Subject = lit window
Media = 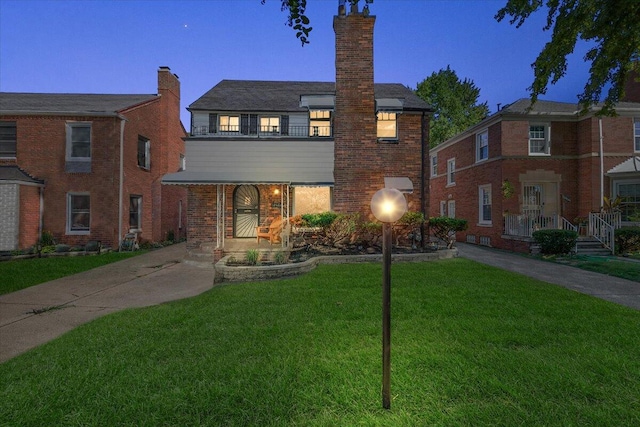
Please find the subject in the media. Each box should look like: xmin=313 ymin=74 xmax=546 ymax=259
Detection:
xmin=309 ymin=110 xmax=332 ymax=137
xmin=431 ymin=155 xmax=437 ymax=177
xmin=130 ymin=195 xmax=142 ymax=230
xmin=377 ymin=112 xmax=397 ymax=140
xmin=476 ymin=130 xmax=488 ymax=162
xmin=634 ymin=118 xmax=640 ymax=152
xmin=260 ymin=116 xmax=280 ymax=135
xmin=67 ymin=193 xmax=90 ymax=234
xmin=0 ymin=121 xmax=17 ymax=158
xmin=447 ymin=158 xmax=455 ymax=185
xmin=137 ymin=136 xmax=150 ymax=169
xmin=219 ymin=115 xmax=239 ymax=132
xmin=66 ymin=122 xmax=91 ymax=160
xmin=529 ymin=124 xmax=550 ymax=155
xmin=479 ymin=185 xmax=492 ymax=224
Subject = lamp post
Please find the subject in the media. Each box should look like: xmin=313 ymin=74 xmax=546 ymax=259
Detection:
xmin=370 ymin=188 xmax=407 ymax=410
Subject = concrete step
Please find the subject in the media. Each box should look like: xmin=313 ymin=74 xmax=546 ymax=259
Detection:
xmin=576 ymin=238 xmax=612 ymax=256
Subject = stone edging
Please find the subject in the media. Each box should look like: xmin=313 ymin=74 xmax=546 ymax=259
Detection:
xmin=213 ymin=249 xmax=459 ymax=283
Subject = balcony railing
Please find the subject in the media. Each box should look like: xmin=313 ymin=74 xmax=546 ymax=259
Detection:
xmin=191 ymin=125 xmax=332 ymax=138
xmin=503 ymin=213 xmax=559 ymax=237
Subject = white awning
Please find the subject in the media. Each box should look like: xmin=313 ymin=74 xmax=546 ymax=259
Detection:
xmin=606 ymin=156 xmax=640 ymax=176
xmin=384 ymin=176 xmax=413 ymax=193
xmin=299 ymin=95 xmax=335 ymax=109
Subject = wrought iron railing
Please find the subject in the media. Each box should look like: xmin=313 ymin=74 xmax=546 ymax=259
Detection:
xmin=191 ymin=125 xmax=332 ymax=138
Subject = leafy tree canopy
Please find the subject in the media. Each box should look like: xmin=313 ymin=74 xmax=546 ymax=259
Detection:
xmin=496 ymin=0 xmax=640 ymax=114
xmin=415 ymin=67 xmax=490 ymax=147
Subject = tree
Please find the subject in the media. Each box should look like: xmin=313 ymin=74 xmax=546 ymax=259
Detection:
xmin=496 ymin=0 xmax=640 ymax=114
xmin=415 ymin=66 xmax=490 ymax=147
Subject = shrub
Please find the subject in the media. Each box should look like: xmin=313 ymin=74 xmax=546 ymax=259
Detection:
xmin=245 ymin=249 xmax=259 ymax=266
xmin=301 ymin=212 xmax=338 ymax=229
xmin=615 ymin=227 xmax=640 ymax=254
xmin=395 ymin=211 xmax=425 ymax=247
xmin=39 ymin=231 xmax=56 ymax=246
xmin=532 ymin=229 xmax=578 ymax=255
xmin=325 ymin=213 xmax=359 ymax=246
xmin=166 ymin=229 xmax=175 ymax=243
xmin=274 ymin=251 xmax=288 ymax=264
xmin=428 ymin=216 xmax=468 ymax=249
xmin=357 ymin=221 xmax=382 ymax=247
xmin=55 ymin=244 xmax=71 ymax=253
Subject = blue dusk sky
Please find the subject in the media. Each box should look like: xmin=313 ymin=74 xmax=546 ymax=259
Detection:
xmin=0 ymin=0 xmax=593 ymax=126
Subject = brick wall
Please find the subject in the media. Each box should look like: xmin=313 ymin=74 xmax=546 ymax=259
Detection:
xmin=187 ymin=185 xmax=217 ymax=250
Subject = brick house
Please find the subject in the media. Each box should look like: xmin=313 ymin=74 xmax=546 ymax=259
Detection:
xmin=162 ymin=6 xmax=432 ymax=260
xmin=0 ymin=67 xmax=187 ymax=251
xmin=429 ymin=74 xmax=640 ymax=253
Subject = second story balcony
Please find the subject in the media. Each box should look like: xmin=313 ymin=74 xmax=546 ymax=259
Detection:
xmin=191 ymin=124 xmax=333 ymax=138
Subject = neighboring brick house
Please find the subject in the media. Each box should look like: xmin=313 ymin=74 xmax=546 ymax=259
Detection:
xmin=429 ymin=75 xmax=640 ymax=253
xmin=0 ymin=67 xmax=187 ymax=251
xmin=163 ymin=7 xmax=432 ymax=260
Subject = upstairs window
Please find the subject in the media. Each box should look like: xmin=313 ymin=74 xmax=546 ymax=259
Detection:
xmin=529 ymin=123 xmax=550 ymax=155
xmin=137 ymin=136 xmax=150 ymax=170
xmin=447 ymin=158 xmax=456 ymax=185
xmin=476 ymin=130 xmax=488 ymax=162
xmin=479 ymin=184 xmax=492 ymax=224
xmin=66 ymin=122 xmax=91 ymax=161
xmin=0 ymin=121 xmax=17 ymax=158
xmin=179 ymin=154 xmax=186 ymax=171
xmin=260 ymin=116 xmax=280 ymax=135
xmin=219 ymin=115 xmax=239 ymax=133
xmin=67 ymin=193 xmax=90 ymax=234
xmin=309 ymin=110 xmax=332 ymax=137
xmin=634 ymin=118 xmax=640 ymax=152
xmin=430 ymin=154 xmax=437 ymax=177
xmin=377 ymin=112 xmax=397 ymax=140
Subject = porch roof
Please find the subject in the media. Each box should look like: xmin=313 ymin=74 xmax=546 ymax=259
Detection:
xmin=606 ymin=156 xmax=640 ymax=176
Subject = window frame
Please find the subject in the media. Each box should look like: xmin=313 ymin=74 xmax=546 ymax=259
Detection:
xmin=309 ymin=110 xmax=332 ymax=137
xmin=65 ymin=122 xmax=92 ymax=161
xmin=67 ymin=192 xmax=90 ymax=235
xmin=260 ymin=116 xmax=281 ymax=135
xmin=219 ymin=115 xmax=240 ymax=133
xmin=0 ymin=121 xmax=17 ymax=158
xmin=447 ymin=200 xmax=456 ymax=218
xmin=430 ymin=154 xmax=438 ymax=177
xmin=476 ymin=129 xmax=489 ymax=162
xmin=129 ymin=195 xmax=142 ymax=231
xmin=634 ymin=118 xmax=640 ymax=152
xmin=478 ymin=184 xmax=492 ymax=225
xmin=614 ymin=179 xmax=640 ymax=222
xmin=137 ymin=136 xmax=150 ymax=170
xmin=446 ymin=158 xmax=456 ymax=186
xmin=528 ymin=123 xmax=551 ymax=156
xmin=376 ymin=111 xmax=398 ymax=141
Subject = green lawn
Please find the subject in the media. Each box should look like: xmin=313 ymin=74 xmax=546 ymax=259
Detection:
xmin=546 ymin=254 xmax=640 ymax=282
xmin=0 ymin=251 xmax=144 ymax=295
xmin=1 ymin=259 xmax=639 ymax=426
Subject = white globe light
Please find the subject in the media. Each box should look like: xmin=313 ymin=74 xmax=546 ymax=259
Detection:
xmin=370 ymin=188 xmax=408 ymax=223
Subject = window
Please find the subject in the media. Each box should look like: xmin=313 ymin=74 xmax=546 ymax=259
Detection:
xmin=66 ymin=122 xmax=91 ymax=160
xmin=309 ymin=110 xmax=332 ymax=137
xmin=377 ymin=112 xmax=397 ymax=140
xmin=0 ymin=121 xmax=17 ymax=158
xmin=447 ymin=158 xmax=456 ymax=185
xmin=260 ymin=116 xmax=280 ymax=135
xmin=615 ymin=181 xmax=640 ymax=221
xmin=479 ymin=185 xmax=492 ymax=224
xmin=439 ymin=201 xmax=446 ymax=216
xmin=447 ymin=200 xmax=456 ymax=218
xmin=129 ymin=196 xmax=142 ymax=230
xmin=431 ymin=155 xmax=437 ymax=177
xmin=137 ymin=136 xmax=150 ymax=169
xmin=634 ymin=118 xmax=640 ymax=152
xmin=476 ymin=130 xmax=488 ymax=162
xmin=219 ymin=115 xmax=239 ymax=133
xmin=67 ymin=193 xmax=90 ymax=234
xmin=529 ymin=123 xmax=550 ymax=155
xmin=179 ymin=154 xmax=186 ymax=171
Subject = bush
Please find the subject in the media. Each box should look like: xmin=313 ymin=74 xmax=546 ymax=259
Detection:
xmin=615 ymin=227 xmax=640 ymax=254
xmin=300 ymin=212 xmax=339 ymax=229
xmin=325 ymin=213 xmax=359 ymax=246
xmin=39 ymin=231 xmax=56 ymax=246
xmin=532 ymin=229 xmax=578 ymax=255
xmin=245 ymin=249 xmax=259 ymax=266
xmin=394 ymin=211 xmax=425 ymax=247
xmin=55 ymin=244 xmax=71 ymax=253
xmin=166 ymin=229 xmax=175 ymax=243
xmin=428 ymin=217 xmax=468 ymax=249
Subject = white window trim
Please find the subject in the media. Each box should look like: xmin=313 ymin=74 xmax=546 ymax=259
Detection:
xmin=476 ymin=129 xmax=489 ymax=163
xmin=528 ymin=123 xmax=551 ymax=156
xmin=431 ymin=155 xmax=438 ymax=177
xmin=478 ymin=184 xmax=492 ymax=225
xmin=65 ymin=122 xmax=92 ymax=162
xmin=634 ymin=118 xmax=640 ymax=153
xmin=67 ymin=192 xmax=90 ymax=235
xmin=613 ymin=178 xmax=640 ymax=223
xmin=439 ymin=200 xmax=446 ymax=216
xmin=138 ymin=137 xmax=151 ymax=170
xmin=446 ymin=158 xmax=456 ymax=186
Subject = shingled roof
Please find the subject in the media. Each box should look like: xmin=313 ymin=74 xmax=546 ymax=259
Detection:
xmin=0 ymin=93 xmax=159 ymax=116
xmin=188 ymin=80 xmax=431 ymax=112
xmin=0 ymin=166 xmax=44 ymax=185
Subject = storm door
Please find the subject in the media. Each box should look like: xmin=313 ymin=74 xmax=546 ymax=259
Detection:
xmin=523 ymin=184 xmax=543 ymax=217
xmin=233 ymin=185 xmax=259 ymax=237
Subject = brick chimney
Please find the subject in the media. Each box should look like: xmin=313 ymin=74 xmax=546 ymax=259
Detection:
xmin=333 ymin=5 xmax=377 ymax=214
xmin=621 ymin=65 xmax=640 ymax=102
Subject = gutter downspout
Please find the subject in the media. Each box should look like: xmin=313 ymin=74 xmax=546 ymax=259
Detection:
xmin=118 ymin=117 xmax=126 ymax=248
xmin=599 ymin=118 xmax=604 ymax=208
xmin=420 ymin=111 xmax=427 ymax=248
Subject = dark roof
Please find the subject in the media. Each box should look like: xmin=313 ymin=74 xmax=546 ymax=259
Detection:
xmin=0 ymin=93 xmax=159 ymax=115
xmin=189 ymin=80 xmax=431 ymax=112
xmin=0 ymin=166 xmax=44 ymax=185
xmin=500 ymin=98 xmax=581 ymax=115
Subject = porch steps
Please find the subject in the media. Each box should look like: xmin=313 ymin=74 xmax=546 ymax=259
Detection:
xmin=575 ymin=237 xmax=612 ymax=256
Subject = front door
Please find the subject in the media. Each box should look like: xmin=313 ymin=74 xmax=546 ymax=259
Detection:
xmin=233 ymin=185 xmax=259 ymax=237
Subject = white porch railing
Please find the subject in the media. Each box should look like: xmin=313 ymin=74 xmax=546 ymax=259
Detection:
xmin=503 ymin=213 xmax=559 ymax=237
xmin=588 ymin=212 xmax=621 ymax=254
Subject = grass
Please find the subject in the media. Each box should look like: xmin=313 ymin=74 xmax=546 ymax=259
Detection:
xmin=1 ymin=259 xmax=639 ymax=426
xmin=547 ymin=254 xmax=640 ymax=282
xmin=0 ymin=251 xmax=144 ymax=295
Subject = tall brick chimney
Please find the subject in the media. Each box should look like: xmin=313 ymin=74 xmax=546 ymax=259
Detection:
xmin=333 ymin=4 xmax=377 ymax=215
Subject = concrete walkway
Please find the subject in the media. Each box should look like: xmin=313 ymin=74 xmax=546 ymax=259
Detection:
xmin=0 ymin=243 xmax=215 ymax=363
xmin=457 ymin=243 xmax=640 ymax=311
